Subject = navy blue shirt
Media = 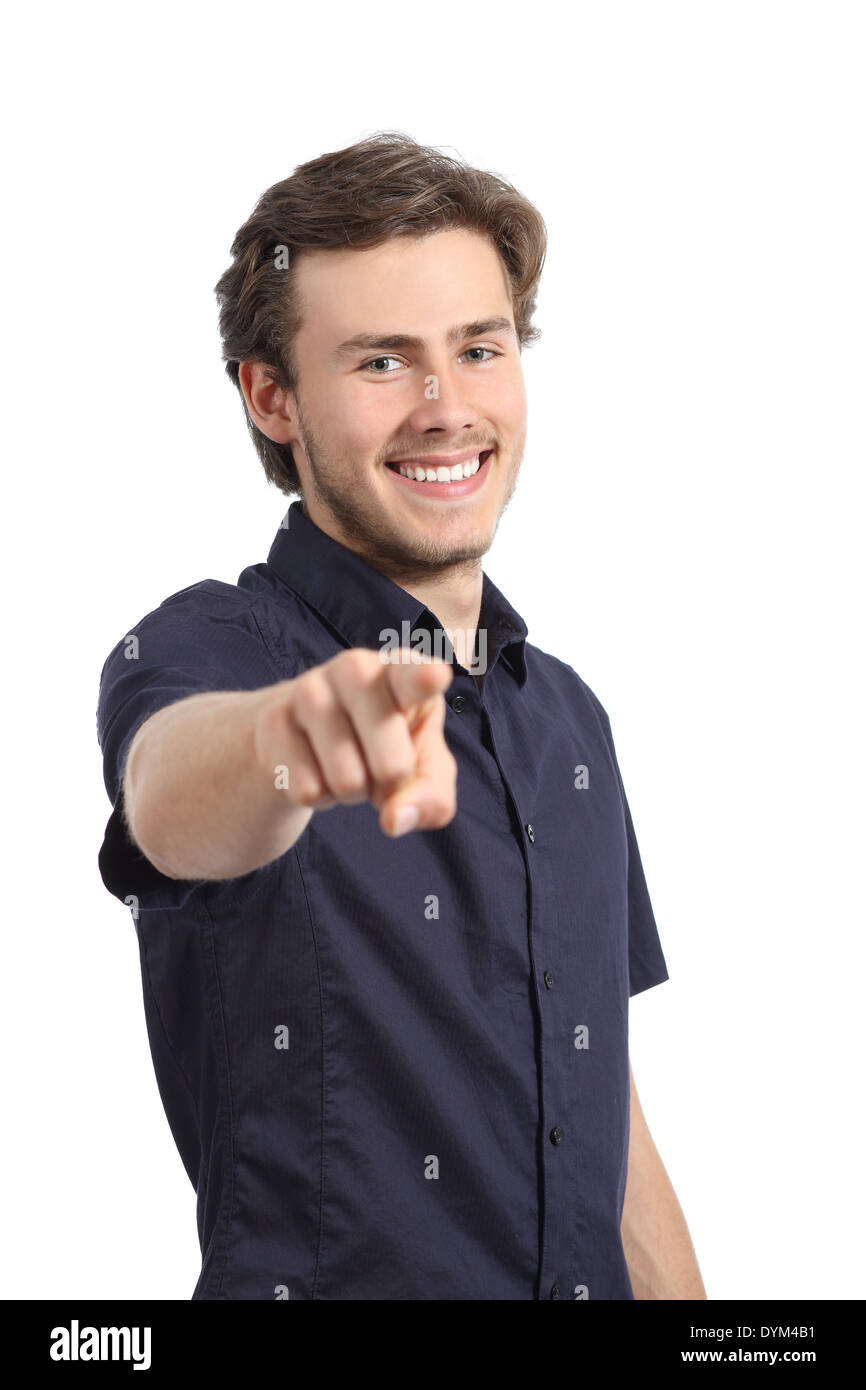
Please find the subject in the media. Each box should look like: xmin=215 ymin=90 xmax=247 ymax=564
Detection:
xmin=96 ymin=499 xmax=669 ymax=1301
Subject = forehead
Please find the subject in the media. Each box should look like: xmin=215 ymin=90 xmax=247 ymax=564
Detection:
xmin=292 ymin=228 xmax=513 ymax=340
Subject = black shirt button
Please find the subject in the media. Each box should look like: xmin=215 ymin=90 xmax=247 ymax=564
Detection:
xmin=550 ymin=1282 xmax=561 ymax=1300
xmin=526 ymin=823 xmax=535 ymax=842
xmin=550 ymin=1126 xmax=564 ymax=1145
xmin=451 ymin=695 xmax=467 ymax=713
xmin=543 ymin=970 xmax=554 ymax=989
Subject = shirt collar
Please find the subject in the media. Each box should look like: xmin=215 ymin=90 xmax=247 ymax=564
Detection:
xmin=266 ymin=500 xmax=528 ymax=687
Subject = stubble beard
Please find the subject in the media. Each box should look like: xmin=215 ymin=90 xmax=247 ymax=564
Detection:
xmin=295 ymin=405 xmax=521 ymax=583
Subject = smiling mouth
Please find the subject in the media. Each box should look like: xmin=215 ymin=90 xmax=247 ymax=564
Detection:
xmin=385 ymin=449 xmax=493 ymax=484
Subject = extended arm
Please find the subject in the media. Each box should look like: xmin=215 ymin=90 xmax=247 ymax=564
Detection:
xmin=121 ymin=650 xmax=456 ymax=881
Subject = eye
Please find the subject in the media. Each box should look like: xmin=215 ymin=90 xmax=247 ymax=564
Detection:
xmin=462 ymin=347 xmax=500 ymax=363
xmin=359 ymin=346 xmax=502 ymax=374
xmin=360 ymin=355 xmax=405 ymax=374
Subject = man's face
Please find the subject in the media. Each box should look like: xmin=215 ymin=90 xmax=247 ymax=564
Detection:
xmin=282 ymin=227 xmax=527 ymax=574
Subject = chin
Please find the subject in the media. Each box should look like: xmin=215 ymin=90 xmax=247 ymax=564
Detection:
xmin=394 ymin=522 xmax=486 ymax=561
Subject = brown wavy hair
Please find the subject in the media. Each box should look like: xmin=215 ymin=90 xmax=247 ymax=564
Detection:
xmin=214 ymin=130 xmax=548 ymax=496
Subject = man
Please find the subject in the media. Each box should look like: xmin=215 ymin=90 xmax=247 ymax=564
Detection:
xmin=97 ymin=132 xmax=706 ymax=1301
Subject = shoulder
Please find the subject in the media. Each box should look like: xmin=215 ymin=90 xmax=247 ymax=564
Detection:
xmin=98 ymin=567 xmax=309 ymax=674
xmin=99 ymin=581 xmax=240 ymax=672
xmin=523 ymin=638 xmax=612 ymax=734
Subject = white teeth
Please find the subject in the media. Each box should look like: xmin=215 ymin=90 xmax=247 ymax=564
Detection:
xmin=396 ymin=455 xmax=482 ymax=482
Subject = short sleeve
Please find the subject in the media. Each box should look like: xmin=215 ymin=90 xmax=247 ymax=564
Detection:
xmin=619 ymin=774 xmax=670 ymax=996
xmin=583 ymin=685 xmax=670 ymax=997
xmin=96 ymin=583 xmax=281 ymax=908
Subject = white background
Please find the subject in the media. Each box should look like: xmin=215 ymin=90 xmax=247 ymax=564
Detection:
xmin=2 ymin=1 xmax=863 ymax=1300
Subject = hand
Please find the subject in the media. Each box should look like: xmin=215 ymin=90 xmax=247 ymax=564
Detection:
xmin=253 ymin=647 xmax=458 ymax=837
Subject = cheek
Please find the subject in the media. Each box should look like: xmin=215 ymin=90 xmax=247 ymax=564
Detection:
xmin=323 ymin=389 xmax=383 ymax=455
xmin=494 ymin=369 xmax=527 ymax=431
xmin=341 ymin=385 xmax=399 ymax=445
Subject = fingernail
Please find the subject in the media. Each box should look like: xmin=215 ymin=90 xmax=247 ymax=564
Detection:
xmin=392 ymin=804 xmax=420 ymax=836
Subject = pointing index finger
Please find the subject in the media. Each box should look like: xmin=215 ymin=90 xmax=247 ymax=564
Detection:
xmin=379 ymin=649 xmax=454 ymax=724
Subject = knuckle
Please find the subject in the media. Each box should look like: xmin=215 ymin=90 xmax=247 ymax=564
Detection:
xmin=292 ymin=776 xmax=322 ymax=807
xmin=291 ymin=675 xmax=331 ymax=723
xmin=330 ymin=767 xmax=369 ymax=800
xmin=339 ymin=648 xmax=379 ymax=685
xmin=370 ymin=745 xmax=415 ymax=788
xmin=258 ymin=692 xmax=291 ymax=744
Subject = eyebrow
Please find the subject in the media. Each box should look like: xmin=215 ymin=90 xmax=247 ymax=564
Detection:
xmin=332 ymin=316 xmax=517 ymax=359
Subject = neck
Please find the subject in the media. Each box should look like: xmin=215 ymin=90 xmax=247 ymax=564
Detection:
xmin=297 ymin=496 xmax=486 ymax=671
xmin=381 ymin=556 xmax=484 ymax=674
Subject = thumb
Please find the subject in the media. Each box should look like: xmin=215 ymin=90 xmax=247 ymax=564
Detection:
xmin=379 ymin=693 xmax=456 ymax=836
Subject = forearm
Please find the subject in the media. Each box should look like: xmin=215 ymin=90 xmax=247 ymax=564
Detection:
xmin=621 ymin=1084 xmax=707 ymax=1299
xmin=123 ymin=685 xmax=312 ymax=880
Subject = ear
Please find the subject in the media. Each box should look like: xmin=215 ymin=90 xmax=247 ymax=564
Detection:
xmin=239 ymin=361 xmax=296 ymax=445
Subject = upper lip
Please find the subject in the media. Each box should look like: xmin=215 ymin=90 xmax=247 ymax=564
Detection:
xmin=388 ymin=447 xmax=491 ymax=468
